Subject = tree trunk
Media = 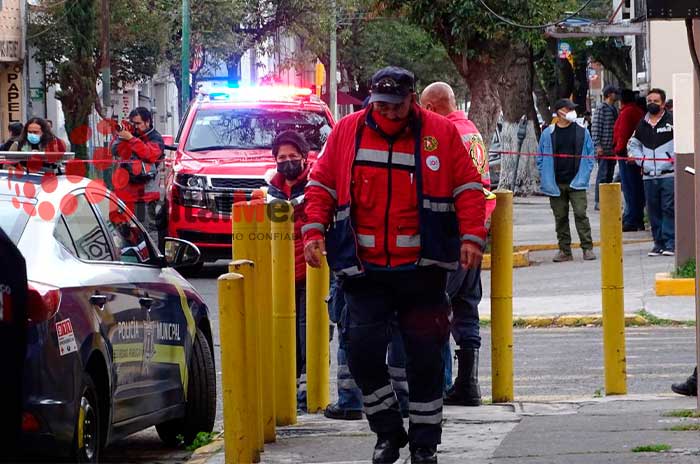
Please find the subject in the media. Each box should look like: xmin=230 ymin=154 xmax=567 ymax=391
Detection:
xmin=496 ymin=43 xmax=540 ymax=196
xmin=456 ymin=56 xmax=501 ymax=151
xmin=226 ymin=53 xmax=243 ymax=87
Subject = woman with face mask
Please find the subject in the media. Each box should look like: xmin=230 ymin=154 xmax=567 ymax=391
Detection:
xmin=265 ymin=129 xmax=313 ymax=412
xmin=15 ymin=117 xmax=66 ymax=153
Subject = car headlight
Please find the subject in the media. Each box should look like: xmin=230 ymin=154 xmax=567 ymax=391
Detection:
xmin=174 ymin=174 xmax=207 ymax=208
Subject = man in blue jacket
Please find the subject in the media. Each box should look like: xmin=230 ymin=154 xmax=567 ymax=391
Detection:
xmin=537 ymin=99 xmax=596 ymax=262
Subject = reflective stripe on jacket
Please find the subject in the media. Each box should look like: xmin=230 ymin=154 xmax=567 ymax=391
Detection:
xmin=302 ymin=105 xmax=486 ymax=277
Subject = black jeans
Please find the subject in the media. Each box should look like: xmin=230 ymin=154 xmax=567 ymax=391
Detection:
xmin=595 ymin=158 xmax=616 ymax=204
xmin=342 ymin=268 xmax=449 ymax=448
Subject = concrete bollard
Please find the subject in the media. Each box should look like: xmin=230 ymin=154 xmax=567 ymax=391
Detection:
xmin=491 ymin=190 xmax=514 ymax=403
xmin=306 ymin=259 xmax=331 ymax=413
xmin=271 ymin=201 xmax=297 ymax=426
xmin=600 ymin=183 xmax=627 ymax=395
xmin=217 ymin=273 xmax=257 ymax=463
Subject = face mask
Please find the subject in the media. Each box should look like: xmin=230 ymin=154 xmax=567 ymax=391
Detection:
xmin=564 ymin=110 xmax=578 ymax=123
xmin=277 ymin=159 xmax=304 ymax=180
xmin=27 ymin=133 xmax=41 ymax=145
xmin=647 ymin=103 xmax=662 ymax=115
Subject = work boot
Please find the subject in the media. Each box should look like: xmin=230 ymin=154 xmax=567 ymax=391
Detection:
xmin=411 ymin=447 xmax=438 ymax=463
xmin=672 ymin=368 xmax=698 ymax=396
xmin=443 ymin=348 xmax=481 ymax=406
xmin=553 ymin=251 xmax=573 ymax=262
xmin=324 ymin=403 xmax=362 ymax=420
xmin=372 ymin=430 xmax=408 ymax=464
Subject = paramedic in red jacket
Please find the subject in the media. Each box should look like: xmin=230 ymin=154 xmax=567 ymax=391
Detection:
xmin=303 ymin=67 xmax=486 ymax=464
xmin=420 ymin=82 xmax=494 ymax=408
xmin=265 ymin=130 xmax=312 ymax=411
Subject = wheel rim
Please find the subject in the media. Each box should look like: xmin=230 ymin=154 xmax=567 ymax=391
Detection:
xmin=80 ymin=396 xmax=97 ymax=461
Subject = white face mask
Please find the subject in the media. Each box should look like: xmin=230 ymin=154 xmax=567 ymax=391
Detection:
xmin=564 ymin=110 xmax=578 ymax=122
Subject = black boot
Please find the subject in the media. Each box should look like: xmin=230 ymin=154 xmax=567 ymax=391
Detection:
xmin=411 ymin=446 xmax=438 ymax=463
xmin=372 ymin=430 xmax=408 ymax=464
xmin=444 ymin=348 xmax=481 ymax=406
xmin=672 ymin=367 xmax=697 ymax=396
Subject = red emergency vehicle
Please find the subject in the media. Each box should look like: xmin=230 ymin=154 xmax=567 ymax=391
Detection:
xmin=164 ymin=86 xmax=335 ymax=270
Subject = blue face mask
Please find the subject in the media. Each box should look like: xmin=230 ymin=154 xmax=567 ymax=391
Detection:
xmin=27 ymin=133 xmax=41 ymax=145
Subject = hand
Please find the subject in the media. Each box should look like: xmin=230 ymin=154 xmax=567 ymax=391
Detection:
xmin=117 ymin=129 xmax=133 ymax=141
xmin=304 ymin=239 xmax=326 ymax=268
xmin=460 ymin=241 xmax=483 ymax=269
xmin=596 ymin=147 xmax=604 ymax=158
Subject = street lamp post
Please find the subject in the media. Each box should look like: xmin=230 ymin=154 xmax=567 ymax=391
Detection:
xmin=329 ymin=0 xmax=337 ymax=121
xmin=181 ymin=0 xmax=191 ymax=113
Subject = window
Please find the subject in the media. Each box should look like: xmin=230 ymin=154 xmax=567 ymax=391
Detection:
xmin=94 ymin=197 xmax=153 ymax=265
xmin=62 ymin=195 xmax=112 ymax=261
xmin=0 ymin=198 xmax=33 ymax=244
xmin=54 ymin=216 xmax=77 ymax=255
xmin=185 ymin=108 xmax=332 ymax=152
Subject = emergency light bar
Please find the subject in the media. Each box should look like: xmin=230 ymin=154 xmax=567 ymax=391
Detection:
xmin=199 ymin=85 xmax=319 ymax=103
xmin=0 ymin=151 xmax=77 ymax=175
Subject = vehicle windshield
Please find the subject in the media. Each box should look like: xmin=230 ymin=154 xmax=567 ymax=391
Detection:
xmin=0 ymin=196 xmax=34 ymax=244
xmin=185 ymin=108 xmax=332 ymax=152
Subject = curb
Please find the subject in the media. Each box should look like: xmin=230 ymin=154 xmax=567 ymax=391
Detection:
xmin=479 ymin=313 xmax=663 ymax=328
xmin=187 ymin=435 xmax=225 ymax=464
xmin=482 ymin=250 xmax=530 ymax=270
xmin=514 ymin=238 xmax=652 ymax=253
xmin=655 ymin=272 xmax=695 ymax=296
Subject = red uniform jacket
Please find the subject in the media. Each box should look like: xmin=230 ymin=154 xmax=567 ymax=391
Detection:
xmin=613 ymin=104 xmax=645 ymax=156
xmin=111 ymin=129 xmax=164 ymax=203
xmin=303 ymin=105 xmax=486 ymax=273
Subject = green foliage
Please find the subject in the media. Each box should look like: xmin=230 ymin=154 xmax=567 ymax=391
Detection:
xmin=634 ymin=310 xmax=694 ymax=327
xmin=593 ymin=388 xmax=603 ymax=398
xmin=631 ymin=444 xmax=671 ymax=453
xmin=663 ymin=410 xmax=700 ymax=418
xmin=672 ymin=259 xmax=696 ymax=279
xmin=668 ymin=424 xmax=700 ymax=431
xmin=185 ymin=431 xmax=217 ymax=451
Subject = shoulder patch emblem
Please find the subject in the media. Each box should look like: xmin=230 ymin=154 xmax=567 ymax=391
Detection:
xmin=423 ymin=136 xmax=438 ymax=152
xmin=468 ymin=134 xmax=488 ymax=175
xmin=426 ymin=155 xmax=440 ymax=172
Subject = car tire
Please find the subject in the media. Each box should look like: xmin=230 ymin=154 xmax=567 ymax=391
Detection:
xmin=156 ymin=328 xmax=216 ymax=446
xmin=72 ymin=373 xmax=101 ymax=463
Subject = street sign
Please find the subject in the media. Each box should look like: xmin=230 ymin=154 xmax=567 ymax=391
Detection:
xmin=558 ymin=42 xmax=571 ymax=59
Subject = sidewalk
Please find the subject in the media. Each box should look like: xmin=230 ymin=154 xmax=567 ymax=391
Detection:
xmin=196 ymin=396 xmax=700 ymax=463
xmin=480 ymin=195 xmax=694 ymax=322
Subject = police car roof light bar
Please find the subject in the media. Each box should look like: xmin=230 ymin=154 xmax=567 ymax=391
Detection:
xmin=0 ymin=151 xmax=77 ymax=175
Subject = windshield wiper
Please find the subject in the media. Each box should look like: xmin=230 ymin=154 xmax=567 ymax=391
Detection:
xmin=188 ymin=145 xmax=234 ymax=152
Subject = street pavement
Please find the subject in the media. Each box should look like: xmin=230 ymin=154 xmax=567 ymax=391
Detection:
xmin=103 ymin=189 xmax=700 ymax=462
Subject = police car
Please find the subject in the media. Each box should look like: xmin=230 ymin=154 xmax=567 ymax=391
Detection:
xmin=0 ymin=154 xmax=216 ymax=462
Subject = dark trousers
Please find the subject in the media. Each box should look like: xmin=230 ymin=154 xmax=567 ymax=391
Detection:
xmin=342 ymin=268 xmax=449 ymax=448
xmin=445 ymin=265 xmax=482 ymax=350
xmin=595 ymin=158 xmax=616 ymax=204
xmin=134 ymin=200 xmax=166 ymax=251
xmin=550 ymin=184 xmax=593 ymax=254
xmin=644 ymin=177 xmax=675 ymax=251
xmin=618 ymin=161 xmax=645 ymax=228
xmin=295 ymin=282 xmax=307 ymax=408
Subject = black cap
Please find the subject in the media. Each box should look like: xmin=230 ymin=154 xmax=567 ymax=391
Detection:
xmin=272 ymin=130 xmax=310 ymax=158
xmin=369 ymin=66 xmax=415 ymax=104
xmin=603 ymin=85 xmax=619 ymax=97
xmin=554 ymin=98 xmax=577 ymax=112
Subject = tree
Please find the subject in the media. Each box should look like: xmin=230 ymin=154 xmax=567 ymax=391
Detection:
xmin=29 ymin=0 xmax=168 ymax=159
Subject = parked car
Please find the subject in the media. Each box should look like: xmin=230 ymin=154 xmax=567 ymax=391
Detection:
xmin=0 ymin=164 xmax=216 ymax=462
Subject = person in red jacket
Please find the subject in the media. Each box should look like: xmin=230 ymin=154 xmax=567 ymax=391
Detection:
xmin=265 ymin=130 xmax=312 ymax=411
xmin=111 ymin=107 xmax=165 ymax=249
xmin=303 ymin=67 xmax=486 ymax=464
xmin=613 ymin=89 xmax=646 ymax=232
xmin=420 ymin=82 xmax=495 ymax=408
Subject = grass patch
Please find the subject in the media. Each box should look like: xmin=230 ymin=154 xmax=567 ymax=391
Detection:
xmin=663 ymin=409 xmax=700 ymax=418
xmin=593 ymin=388 xmax=603 ymax=398
xmin=672 ymin=259 xmax=696 ymax=279
xmin=668 ymin=424 xmax=700 ymax=431
xmin=513 ymin=318 xmax=528 ymax=328
xmin=632 ymin=444 xmax=671 ymax=453
xmin=634 ymin=310 xmax=695 ymax=327
xmin=479 ymin=319 xmax=491 ymax=327
xmin=176 ymin=431 xmax=218 ymax=451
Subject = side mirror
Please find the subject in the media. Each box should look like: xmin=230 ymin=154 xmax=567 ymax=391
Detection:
xmin=162 ymin=135 xmax=177 ymax=151
xmin=163 ymin=237 xmax=201 ymax=269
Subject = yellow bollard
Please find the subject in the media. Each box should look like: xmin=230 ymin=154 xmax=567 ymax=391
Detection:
xmin=600 ymin=183 xmax=627 ymax=395
xmin=491 ymin=190 xmax=514 ymax=403
xmin=255 ymin=204 xmax=276 ymax=442
xmin=271 ymin=200 xmax=297 ymax=426
xmin=229 ymin=260 xmax=263 ymax=457
xmin=217 ymin=273 xmax=256 ymax=463
xmin=306 ymin=259 xmax=331 ymax=413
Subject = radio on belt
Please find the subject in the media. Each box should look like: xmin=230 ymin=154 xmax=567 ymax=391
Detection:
xmin=647 ymin=0 xmax=700 ymax=19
